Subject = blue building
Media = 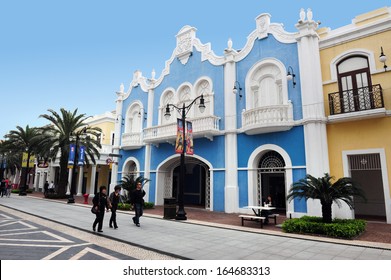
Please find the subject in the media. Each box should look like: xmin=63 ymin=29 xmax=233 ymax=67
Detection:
xmin=111 ymin=10 xmax=329 ymax=217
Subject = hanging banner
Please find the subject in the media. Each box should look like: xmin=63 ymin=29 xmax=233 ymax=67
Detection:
xmin=22 ymin=153 xmax=35 ymax=168
xmin=186 ymin=121 xmax=194 ymax=155
xmin=78 ymin=146 xmax=86 ymax=166
xmin=68 ymin=144 xmax=76 ymax=168
xmin=175 ymin=118 xmax=184 ymax=154
xmin=2 ymin=159 xmax=7 ymax=169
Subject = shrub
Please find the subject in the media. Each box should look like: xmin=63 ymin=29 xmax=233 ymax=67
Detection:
xmin=117 ymin=202 xmax=155 ymax=211
xmin=282 ymin=216 xmax=366 ymax=239
xmin=11 ymin=188 xmax=33 ymax=194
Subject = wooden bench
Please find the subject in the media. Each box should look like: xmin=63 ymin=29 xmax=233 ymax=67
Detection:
xmin=239 ymin=215 xmax=266 ymax=228
xmin=268 ymin=213 xmax=280 ymax=224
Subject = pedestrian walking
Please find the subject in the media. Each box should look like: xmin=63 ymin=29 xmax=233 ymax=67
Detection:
xmin=43 ymin=181 xmax=49 ymax=196
xmin=0 ymin=179 xmax=5 ymax=198
xmin=130 ymin=182 xmax=146 ymax=227
xmin=92 ymin=186 xmax=109 ymax=233
xmin=108 ymin=185 xmax=121 ymax=229
xmin=5 ymin=178 xmax=11 ymax=198
xmin=48 ymin=181 xmax=55 ymax=193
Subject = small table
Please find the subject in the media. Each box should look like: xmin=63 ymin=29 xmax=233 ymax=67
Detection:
xmin=244 ymin=205 xmax=276 ymax=224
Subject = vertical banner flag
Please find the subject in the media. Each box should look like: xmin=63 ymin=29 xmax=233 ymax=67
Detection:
xmin=22 ymin=153 xmax=35 ymax=168
xmin=78 ymin=146 xmax=86 ymax=166
xmin=186 ymin=121 xmax=194 ymax=155
xmin=175 ymin=119 xmax=184 ymax=154
xmin=68 ymin=144 xmax=76 ymax=168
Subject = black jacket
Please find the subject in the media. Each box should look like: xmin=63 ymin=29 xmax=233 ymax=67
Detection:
xmin=130 ymin=189 xmax=146 ymax=205
xmin=93 ymin=193 xmax=109 ymax=212
xmin=109 ymin=192 xmax=120 ymax=210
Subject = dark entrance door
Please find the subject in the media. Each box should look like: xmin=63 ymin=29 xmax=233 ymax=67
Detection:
xmin=173 ymin=163 xmax=206 ymax=207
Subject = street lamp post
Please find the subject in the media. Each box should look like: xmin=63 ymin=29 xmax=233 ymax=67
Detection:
xmin=164 ymin=94 xmax=205 ymax=220
xmin=67 ymin=129 xmax=86 ymax=204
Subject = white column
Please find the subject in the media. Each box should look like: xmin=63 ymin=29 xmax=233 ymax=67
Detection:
xmin=90 ymin=165 xmax=97 ymax=195
xmin=66 ymin=169 xmax=72 ymax=195
xmin=110 ymin=87 xmax=125 ymax=190
xmin=76 ymin=166 xmax=83 ymax=196
xmin=223 ymin=49 xmax=239 ymax=213
xmin=296 ymin=11 xmax=330 ymax=217
xmin=143 ymin=81 xmax=155 ymax=203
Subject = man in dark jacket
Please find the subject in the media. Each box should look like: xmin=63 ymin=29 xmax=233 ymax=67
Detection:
xmin=108 ymin=185 xmax=121 ymax=229
xmin=130 ymin=182 xmax=146 ymax=227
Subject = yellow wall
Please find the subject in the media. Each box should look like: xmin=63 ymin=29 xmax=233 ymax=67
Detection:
xmin=327 ymin=118 xmax=391 ymax=181
xmin=91 ymin=121 xmax=115 ymax=145
xmin=320 ymin=14 xmax=391 ymax=200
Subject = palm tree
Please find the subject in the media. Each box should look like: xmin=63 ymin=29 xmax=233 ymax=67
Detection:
xmin=287 ymin=173 xmax=366 ymax=223
xmin=119 ymin=175 xmax=150 ymax=203
xmin=40 ymin=108 xmax=102 ymax=196
xmin=4 ymin=125 xmax=42 ymax=193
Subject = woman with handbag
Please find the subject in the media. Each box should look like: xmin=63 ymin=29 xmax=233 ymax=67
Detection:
xmin=92 ymin=186 xmax=109 ymax=232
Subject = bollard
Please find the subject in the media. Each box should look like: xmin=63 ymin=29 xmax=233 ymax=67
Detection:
xmin=83 ymin=193 xmax=89 ymax=204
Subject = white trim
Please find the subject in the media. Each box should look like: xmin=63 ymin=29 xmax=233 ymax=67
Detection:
xmin=341 ymin=148 xmax=391 ymax=224
xmin=319 ymin=15 xmax=391 ymax=50
xmin=329 ymin=49 xmax=377 ymax=81
xmin=247 ymin=144 xmax=294 ymax=217
xmin=328 ymin=108 xmax=387 ymax=123
xmin=155 ymin=154 xmax=214 ymax=211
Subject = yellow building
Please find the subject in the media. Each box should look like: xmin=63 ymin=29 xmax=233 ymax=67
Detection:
xmin=81 ymin=111 xmax=116 ymax=195
xmin=37 ymin=111 xmax=117 ymax=196
xmin=319 ymin=7 xmax=391 ymax=223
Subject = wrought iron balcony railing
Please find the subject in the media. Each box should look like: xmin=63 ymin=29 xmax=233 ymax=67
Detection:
xmin=328 ymin=84 xmax=384 ymax=115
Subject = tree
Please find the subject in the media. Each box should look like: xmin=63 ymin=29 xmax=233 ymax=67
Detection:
xmin=287 ymin=173 xmax=366 ymax=223
xmin=40 ymin=108 xmax=102 ymax=196
xmin=119 ymin=175 xmax=150 ymax=203
xmin=4 ymin=125 xmax=42 ymax=193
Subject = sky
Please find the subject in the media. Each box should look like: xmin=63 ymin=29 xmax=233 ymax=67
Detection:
xmin=0 ymin=0 xmax=389 ymax=138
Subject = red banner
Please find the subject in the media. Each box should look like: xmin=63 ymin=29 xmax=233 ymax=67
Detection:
xmin=175 ymin=119 xmax=184 ymax=154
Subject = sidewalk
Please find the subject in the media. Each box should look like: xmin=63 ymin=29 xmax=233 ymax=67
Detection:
xmin=1 ymin=195 xmax=391 ymax=259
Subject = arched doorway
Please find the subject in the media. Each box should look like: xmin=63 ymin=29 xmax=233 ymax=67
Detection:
xmin=257 ymin=151 xmax=286 ymax=211
xmin=157 ymin=156 xmax=211 ymax=209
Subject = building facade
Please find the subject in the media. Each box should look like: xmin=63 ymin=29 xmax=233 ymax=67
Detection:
xmin=114 ymin=9 xmax=329 ymax=218
xmin=319 ymin=7 xmax=391 ymax=223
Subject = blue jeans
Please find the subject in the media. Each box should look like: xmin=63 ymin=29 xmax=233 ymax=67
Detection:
xmin=133 ymin=203 xmax=143 ymax=224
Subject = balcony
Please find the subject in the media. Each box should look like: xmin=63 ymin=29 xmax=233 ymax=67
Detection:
xmin=143 ymin=115 xmax=221 ymax=145
xmin=121 ymin=132 xmax=143 ymax=150
xmin=99 ymin=144 xmax=113 ymax=155
xmin=328 ymin=84 xmax=385 ymax=122
xmin=242 ymin=103 xmax=294 ymax=135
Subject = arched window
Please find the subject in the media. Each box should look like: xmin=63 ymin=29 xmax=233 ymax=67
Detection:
xmin=337 ymin=56 xmax=372 ymax=112
xmin=194 ymin=79 xmax=214 ymax=118
xmin=246 ymin=59 xmax=287 ymax=110
xmin=125 ymin=103 xmax=142 ymax=133
xmin=161 ymin=90 xmax=176 ymax=125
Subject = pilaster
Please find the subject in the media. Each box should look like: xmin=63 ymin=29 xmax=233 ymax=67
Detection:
xmin=296 ymin=8 xmax=330 ymax=216
xmin=223 ymin=46 xmax=239 ymax=213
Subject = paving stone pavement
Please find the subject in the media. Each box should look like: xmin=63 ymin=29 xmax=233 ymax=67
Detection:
xmin=1 ymin=195 xmax=391 ymax=260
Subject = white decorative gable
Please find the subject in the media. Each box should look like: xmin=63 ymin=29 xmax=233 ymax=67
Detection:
xmin=175 ymin=26 xmax=197 ymax=65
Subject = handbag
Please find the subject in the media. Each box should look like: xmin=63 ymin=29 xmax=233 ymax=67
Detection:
xmin=91 ymin=205 xmax=98 ymax=214
xmin=91 ymin=194 xmax=100 ymax=214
